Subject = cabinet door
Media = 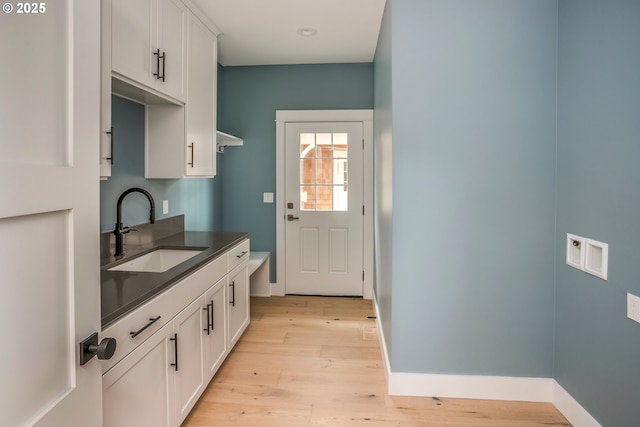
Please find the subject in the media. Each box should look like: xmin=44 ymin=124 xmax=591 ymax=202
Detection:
xmin=103 ymin=322 xmax=175 ymax=427
xmin=186 ymin=13 xmax=217 ymax=176
xmin=101 ymin=0 xmax=113 ymax=179
xmin=228 ymin=262 xmax=250 ymax=348
xmin=204 ymin=278 xmax=228 ymax=381
xmin=111 ymin=0 xmax=154 ymax=87
xmin=173 ymin=297 xmax=206 ymax=425
xmin=157 ymin=0 xmax=186 ymax=101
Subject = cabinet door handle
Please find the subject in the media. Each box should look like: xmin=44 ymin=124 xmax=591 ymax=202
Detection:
xmin=153 ymin=48 xmax=160 ymax=79
xmin=153 ymin=49 xmax=165 ymax=81
xmin=229 ymin=281 xmax=235 ymax=307
xmin=105 ymin=126 xmax=114 ymax=165
xmin=130 ymin=316 xmax=161 ymax=338
xmin=209 ymin=300 xmax=214 ymax=331
xmin=236 ymin=250 xmax=248 ymax=259
xmin=188 ymin=143 xmax=194 ymax=168
xmin=161 ymin=50 xmax=166 ymax=81
xmin=170 ymin=333 xmax=178 ymax=372
xmin=203 ymin=305 xmax=211 ymax=335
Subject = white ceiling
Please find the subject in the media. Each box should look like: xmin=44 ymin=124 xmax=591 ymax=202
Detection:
xmin=192 ymin=0 xmax=387 ymax=67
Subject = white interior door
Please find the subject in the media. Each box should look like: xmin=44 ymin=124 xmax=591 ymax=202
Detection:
xmin=0 ymin=2 xmax=103 ymax=426
xmin=285 ymin=122 xmax=364 ymax=296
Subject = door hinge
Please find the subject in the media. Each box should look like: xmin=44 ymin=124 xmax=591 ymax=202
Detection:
xmin=363 ymin=205 xmax=365 ymax=216
xmin=362 ymin=139 xmax=365 ymax=150
xmin=362 ymin=270 xmax=365 ymax=281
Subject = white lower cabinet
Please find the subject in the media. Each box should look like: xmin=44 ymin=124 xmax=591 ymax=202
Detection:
xmin=102 ymin=239 xmax=250 ymax=427
xmin=204 ymin=278 xmax=228 ymax=381
xmin=103 ymin=322 xmax=176 ymax=427
xmin=228 ymin=261 xmax=250 ymax=348
xmin=173 ymin=297 xmax=206 ymax=425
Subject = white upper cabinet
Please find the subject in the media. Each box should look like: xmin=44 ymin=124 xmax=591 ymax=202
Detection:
xmin=111 ymin=0 xmax=186 ymax=103
xmin=106 ymin=0 xmax=220 ymax=179
xmin=186 ymin=12 xmax=217 ymax=177
xmin=145 ymin=11 xmax=217 ymax=178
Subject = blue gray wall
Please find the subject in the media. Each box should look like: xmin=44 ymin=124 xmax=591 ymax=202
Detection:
xmin=555 ymin=0 xmax=640 ymax=425
xmin=374 ymin=0 xmax=557 ymax=377
xmin=100 ymin=95 xmax=221 ymax=233
xmin=217 ymin=63 xmax=374 ymax=282
xmin=373 ymin=0 xmax=394 ymax=360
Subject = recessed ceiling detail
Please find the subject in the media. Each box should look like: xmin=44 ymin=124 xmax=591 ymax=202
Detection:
xmin=297 ymin=28 xmax=318 ymax=37
xmin=193 ymin=0 xmax=387 ymax=67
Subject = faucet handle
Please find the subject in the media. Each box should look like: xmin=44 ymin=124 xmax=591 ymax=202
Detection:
xmin=121 ymin=226 xmax=138 ymax=234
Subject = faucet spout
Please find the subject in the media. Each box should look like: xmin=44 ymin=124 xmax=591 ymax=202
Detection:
xmin=113 ymin=187 xmax=156 ymax=258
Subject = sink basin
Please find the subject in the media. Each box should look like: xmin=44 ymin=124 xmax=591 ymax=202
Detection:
xmin=107 ymin=248 xmax=204 ymax=273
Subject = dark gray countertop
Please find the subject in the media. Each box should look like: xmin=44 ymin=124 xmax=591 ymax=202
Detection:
xmin=101 ymin=231 xmax=248 ymax=328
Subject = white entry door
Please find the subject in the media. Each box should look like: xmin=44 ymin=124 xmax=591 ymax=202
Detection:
xmin=0 ymin=2 xmax=103 ymax=426
xmin=285 ymin=122 xmax=364 ymax=296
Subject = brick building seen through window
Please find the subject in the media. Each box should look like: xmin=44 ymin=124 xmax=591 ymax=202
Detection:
xmin=299 ymin=133 xmax=348 ymax=211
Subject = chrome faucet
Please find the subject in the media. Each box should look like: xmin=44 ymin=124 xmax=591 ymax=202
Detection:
xmin=113 ymin=187 xmax=155 ymax=258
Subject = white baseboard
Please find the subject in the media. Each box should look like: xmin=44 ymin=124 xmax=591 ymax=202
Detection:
xmin=250 ymin=283 xmax=281 ymax=297
xmin=387 ymin=372 xmax=553 ymax=402
xmin=552 ymin=380 xmax=601 ymax=427
xmin=270 ymin=282 xmax=285 ymax=296
xmin=371 ymin=294 xmax=601 ymax=427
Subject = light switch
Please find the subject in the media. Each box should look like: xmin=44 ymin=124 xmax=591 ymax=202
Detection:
xmin=628 ymin=293 xmax=640 ymax=324
xmin=162 ymin=200 xmax=169 ymax=215
xmin=263 ymin=192 xmax=274 ymax=203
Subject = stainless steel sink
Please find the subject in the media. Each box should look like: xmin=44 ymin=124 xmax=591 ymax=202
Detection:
xmin=107 ymin=248 xmax=204 ymax=273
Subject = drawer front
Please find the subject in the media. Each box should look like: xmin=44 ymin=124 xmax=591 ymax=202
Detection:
xmin=101 ymin=287 xmax=176 ymax=374
xmin=102 ymin=253 xmax=227 ymax=373
xmin=227 ymin=239 xmax=250 ymax=272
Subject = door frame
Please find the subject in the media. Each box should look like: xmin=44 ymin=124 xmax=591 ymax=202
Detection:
xmin=275 ymin=110 xmax=374 ymax=299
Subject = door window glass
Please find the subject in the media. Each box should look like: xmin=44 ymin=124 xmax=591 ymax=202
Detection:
xmin=299 ymin=133 xmax=348 ymax=211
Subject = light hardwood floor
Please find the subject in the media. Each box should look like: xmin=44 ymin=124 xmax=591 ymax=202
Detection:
xmin=183 ymin=296 xmax=570 ymax=427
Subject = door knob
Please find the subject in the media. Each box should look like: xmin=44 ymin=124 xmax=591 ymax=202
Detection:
xmin=79 ymin=332 xmax=117 ymax=366
xmin=287 ymin=214 xmax=299 ymax=221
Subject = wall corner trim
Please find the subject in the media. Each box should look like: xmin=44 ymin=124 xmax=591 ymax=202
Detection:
xmin=372 ymin=295 xmax=601 ymax=427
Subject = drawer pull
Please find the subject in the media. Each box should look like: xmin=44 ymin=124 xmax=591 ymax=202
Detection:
xmin=236 ymin=250 xmax=248 ymax=259
xmin=129 ymin=316 xmax=161 ymax=338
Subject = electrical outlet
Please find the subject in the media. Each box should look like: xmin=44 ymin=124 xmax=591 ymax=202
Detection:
xmin=628 ymin=293 xmax=640 ymax=324
xmin=566 ymin=234 xmax=584 ymax=270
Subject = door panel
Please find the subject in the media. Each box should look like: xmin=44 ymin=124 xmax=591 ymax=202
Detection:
xmin=300 ymin=227 xmax=320 ymax=272
xmin=0 ymin=1 xmax=102 ymax=425
xmin=157 ymin=0 xmax=186 ymax=101
xmin=111 ymin=0 xmax=154 ymax=86
xmin=204 ymin=279 xmax=228 ymax=381
xmin=285 ymin=122 xmax=363 ymax=296
xmin=103 ymin=323 xmax=175 ymax=427
xmin=174 ymin=297 xmax=205 ymax=424
xmin=329 ymin=228 xmax=349 ymax=273
xmin=1 ymin=211 xmax=73 ymax=424
xmin=228 ymin=263 xmax=249 ymax=347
